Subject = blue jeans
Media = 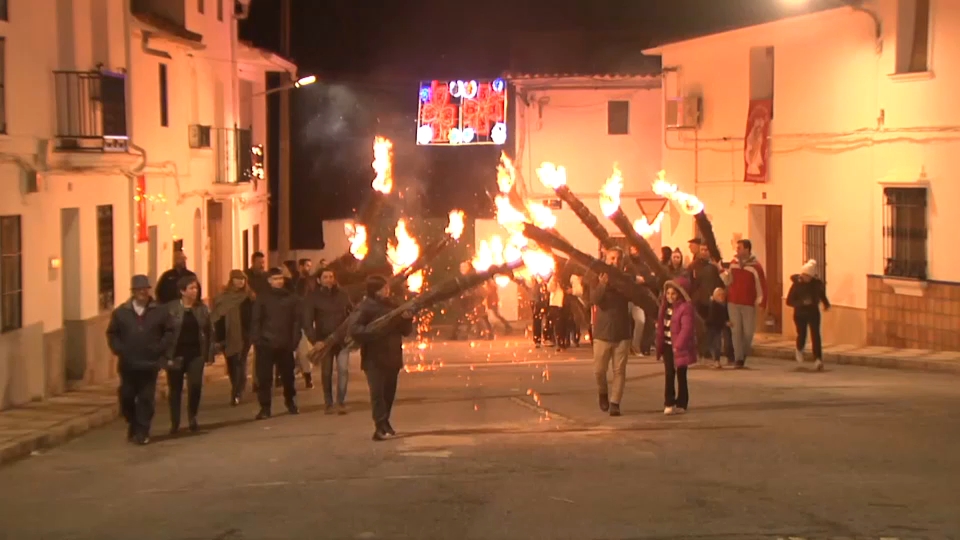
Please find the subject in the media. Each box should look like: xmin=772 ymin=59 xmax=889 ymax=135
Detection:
xmin=322 ymin=348 xmax=351 ymax=406
xmin=707 ymin=327 xmax=734 ymax=361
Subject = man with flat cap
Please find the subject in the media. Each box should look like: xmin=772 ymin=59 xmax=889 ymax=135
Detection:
xmin=106 ymin=275 xmax=174 ymax=445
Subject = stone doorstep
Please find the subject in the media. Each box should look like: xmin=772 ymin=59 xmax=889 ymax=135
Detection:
xmin=0 ymin=403 xmax=119 ymax=467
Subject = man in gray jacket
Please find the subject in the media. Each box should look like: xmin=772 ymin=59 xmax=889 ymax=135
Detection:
xmin=591 ymin=248 xmax=634 ymax=417
xmin=105 ymin=275 xmax=174 ymax=445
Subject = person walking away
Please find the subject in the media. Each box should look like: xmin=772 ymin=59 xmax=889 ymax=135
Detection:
xmin=251 ymin=268 xmax=303 ymax=419
xmin=212 ymin=270 xmax=254 ymax=405
xmin=484 ymin=280 xmax=513 ymax=335
xmin=547 ymin=274 xmax=567 ymax=351
xmin=657 ymin=277 xmax=697 ymax=415
xmin=590 ymin=247 xmax=633 ymax=417
xmin=106 ymin=275 xmax=174 ymax=445
xmin=155 ymin=250 xmax=200 ymax=305
xmin=296 ymin=258 xmax=314 ymax=296
xmin=786 ymin=259 xmax=830 ymax=371
xmin=164 ymin=276 xmax=215 ymax=433
xmin=721 ymin=239 xmax=767 ymax=368
xmin=705 ymin=287 xmax=732 ymax=369
xmin=304 ymin=267 xmax=354 ymax=414
xmin=351 ymin=275 xmax=415 ymax=441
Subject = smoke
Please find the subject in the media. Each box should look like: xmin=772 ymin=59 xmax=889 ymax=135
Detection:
xmin=296 ymin=83 xmax=369 ymax=174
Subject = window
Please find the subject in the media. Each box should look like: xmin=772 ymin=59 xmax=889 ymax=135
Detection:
xmin=0 ymin=38 xmax=6 ymax=134
xmin=198 ymin=0 xmax=204 ymax=14
xmin=802 ymin=224 xmax=826 ymax=283
xmin=217 ymin=0 xmax=223 ymax=21
xmin=896 ymin=0 xmax=931 ymax=73
xmin=252 ymin=224 xmax=261 ymax=253
xmin=607 ymin=101 xmax=629 ymax=135
xmin=749 ymin=46 xmax=775 ymax=116
xmin=0 ymin=0 xmax=7 ymax=21
xmin=242 ymin=229 xmax=250 ymax=270
xmin=883 ymin=187 xmax=927 ymax=280
xmin=97 ymin=205 xmax=115 ymax=311
xmin=0 ymin=215 xmax=22 ymax=333
xmin=159 ymin=63 xmax=169 ymax=127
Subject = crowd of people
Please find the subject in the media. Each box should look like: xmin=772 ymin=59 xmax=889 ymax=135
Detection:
xmin=106 ymin=235 xmax=831 ymax=445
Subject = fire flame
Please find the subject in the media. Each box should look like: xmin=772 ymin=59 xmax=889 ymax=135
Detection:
xmin=652 ymin=170 xmax=704 ymax=215
xmin=492 ymin=154 xmax=556 ymax=280
xmin=344 ymin=222 xmax=368 ymax=260
xmin=536 ymin=162 xmax=567 ymax=190
xmin=472 ymin=239 xmax=494 ymax=272
xmin=497 ymin=152 xmax=516 ymax=193
xmin=490 ymin=236 xmax=510 ymax=287
xmin=599 ymin=164 xmax=623 ymax=217
xmin=371 ymin=136 xmax=394 ymax=194
xmin=634 ymin=213 xmax=665 ymax=238
xmin=526 ymin=202 xmax=557 ymax=229
xmin=386 ymin=219 xmax=423 ymax=292
xmin=445 ymin=210 xmax=465 ymax=240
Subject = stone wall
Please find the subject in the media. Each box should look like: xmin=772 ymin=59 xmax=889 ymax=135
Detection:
xmin=867 ymin=275 xmax=960 ymax=351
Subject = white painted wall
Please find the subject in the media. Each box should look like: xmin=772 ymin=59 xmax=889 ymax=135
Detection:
xmin=652 ymin=2 xmax=960 ymax=316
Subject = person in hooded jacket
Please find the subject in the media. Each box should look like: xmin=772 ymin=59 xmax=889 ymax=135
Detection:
xmin=106 ymin=275 xmax=174 ymax=445
xmin=250 ymin=267 xmax=303 ymax=419
xmin=657 ymin=277 xmax=697 ymax=415
xmin=213 ymin=270 xmax=254 ymax=405
xmin=304 ymin=267 xmax=354 ymax=414
xmin=351 ymin=275 xmax=415 ymax=441
xmin=786 ymin=259 xmax=830 ymax=371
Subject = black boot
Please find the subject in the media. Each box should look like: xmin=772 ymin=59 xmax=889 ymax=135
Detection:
xmin=285 ymin=399 xmax=299 ymax=415
xmin=256 ymin=408 xmax=271 ymax=420
xmin=304 ymin=372 xmax=314 ymax=389
xmin=384 ymin=421 xmax=397 ymax=436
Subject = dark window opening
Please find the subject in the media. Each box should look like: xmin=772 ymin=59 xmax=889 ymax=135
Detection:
xmin=97 ymin=205 xmax=115 ymax=311
xmin=883 ymin=187 xmax=927 ymax=280
xmin=607 ymin=101 xmax=629 ymax=135
xmin=802 ymin=224 xmax=827 ymax=284
xmin=159 ymin=63 xmax=169 ymax=127
xmin=0 ymin=215 xmax=22 ymax=333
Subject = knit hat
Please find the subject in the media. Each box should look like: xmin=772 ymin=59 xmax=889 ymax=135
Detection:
xmin=800 ymin=259 xmax=817 ymax=277
xmin=229 ymin=269 xmax=246 ymax=280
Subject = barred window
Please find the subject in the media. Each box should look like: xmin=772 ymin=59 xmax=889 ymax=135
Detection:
xmin=97 ymin=205 xmax=115 ymax=311
xmin=883 ymin=187 xmax=927 ymax=280
xmin=1 ymin=215 xmax=22 ymax=332
xmin=802 ymin=224 xmax=826 ymax=283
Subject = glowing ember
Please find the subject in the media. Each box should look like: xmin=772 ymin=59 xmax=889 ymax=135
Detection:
xmin=526 ymin=201 xmax=557 ymax=229
xmin=652 ymin=170 xmax=705 ymax=215
xmin=371 ymin=136 xmax=394 ymax=194
xmin=536 ymin=162 xmax=567 ymax=189
xmin=497 ymin=152 xmax=517 ymax=193
xmin=445 ymin=210 xmax=465 ymax=239
xmin=490 ymin=236 xmax=510 ymax=287
xmin=599 ymin=164 xmax=623 ymax=217
xmin=344 ymin=222 xmax=368 ymax=260
xmin=386 ymin=219 xmax=423 ymax=292
xmin=634 ymin=212 xmax=665 ymax=238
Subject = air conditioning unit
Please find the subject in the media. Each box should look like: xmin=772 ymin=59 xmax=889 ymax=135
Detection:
xmin=188 ymin=125 xmax=212 ymax=148
xmin=665 ymin=96 xmax=702 ymax=130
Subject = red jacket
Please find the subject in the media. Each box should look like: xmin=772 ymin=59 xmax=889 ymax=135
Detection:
xmin=724 ymin=256 xmax=767 ymax=308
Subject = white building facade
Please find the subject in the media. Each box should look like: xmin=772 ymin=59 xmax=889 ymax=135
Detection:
xmin=645 ymin=0 xmax=960 ymax=351
xmin=0 ymin=0 xmax=295 ymax=410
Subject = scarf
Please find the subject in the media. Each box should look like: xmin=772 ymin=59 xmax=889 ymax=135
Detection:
xmin=212 ymin=289 xmax=249 ymax=356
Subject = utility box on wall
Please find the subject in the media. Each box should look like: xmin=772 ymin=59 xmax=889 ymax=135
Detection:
xmin=665 ymin=96 xmax=703 ymax=129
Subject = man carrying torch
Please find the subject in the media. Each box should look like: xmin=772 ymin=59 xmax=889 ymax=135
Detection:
xmin=591 ymin=247 xmax=634 ymax=417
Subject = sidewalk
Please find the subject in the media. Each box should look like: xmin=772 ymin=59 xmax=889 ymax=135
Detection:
xmin=0 ymin=359 xmax=229 ymax=467
xmin=752 ymin=334 xmax=960 ymax=374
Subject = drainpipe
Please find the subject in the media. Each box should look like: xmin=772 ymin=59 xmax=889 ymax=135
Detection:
xmin=122 ymin=5 xmax=139 ymax=277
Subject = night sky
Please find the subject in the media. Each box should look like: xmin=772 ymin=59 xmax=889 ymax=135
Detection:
xmin=240 ymin=0 xmax=835 ymax=250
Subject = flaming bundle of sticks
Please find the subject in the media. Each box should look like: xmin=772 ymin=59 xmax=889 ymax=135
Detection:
xmin=652 ymin=171 xmax=721 ymax=261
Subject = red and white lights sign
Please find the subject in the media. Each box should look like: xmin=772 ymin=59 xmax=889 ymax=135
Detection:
xmin=416 ymin=78 xmax=508 ymax=146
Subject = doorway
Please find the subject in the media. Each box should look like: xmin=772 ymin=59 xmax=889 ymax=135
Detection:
xmin=207 ymin=201 xmax=224 ymax=299
xmin=60 ymin=208 xmax=83 ymax=381
xmin=748 ymin=204 xmax=783 ymax=333
xmin=147 ymin=225 xmax=158 ymax=285
xmin=242 ymin=228 xmax=250 ymax=270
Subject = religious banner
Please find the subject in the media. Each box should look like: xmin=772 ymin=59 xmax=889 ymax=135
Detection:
xmin=743 ymin=98 xmax=772 ymax=183
xmin=136 ymin=175 xmax=148 ymax=243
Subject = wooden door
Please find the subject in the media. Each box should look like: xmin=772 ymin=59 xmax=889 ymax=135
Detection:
xmin=763 ymin=205 xmax=783 ymax=333
xmin=207 ymin=201 xmax=224 ymax=300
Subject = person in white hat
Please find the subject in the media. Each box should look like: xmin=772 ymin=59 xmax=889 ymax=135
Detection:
xmin=786 ymin=259 xmax=831 ymax=370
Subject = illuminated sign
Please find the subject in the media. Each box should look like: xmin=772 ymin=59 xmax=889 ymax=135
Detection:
xmin=416 ymin=78 xmax=508 ymax=146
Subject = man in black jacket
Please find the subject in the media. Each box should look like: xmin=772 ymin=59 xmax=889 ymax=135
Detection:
xmin=351 ymin=275 xmax=414 ymax=441
xmin=304 ymin=267 xmax=354 ymax=414
xmin=245 ymin=251 xmax=269 ymax=298
xmin=250 ymin=268 xmax=302 ymax=419
xmin=591 ymin=248 xmax=633 ymax=417
xmin=106 ymin=275 xmax=174 ymax=445
xmin=155 ymin=250 xmax=200 ymax=305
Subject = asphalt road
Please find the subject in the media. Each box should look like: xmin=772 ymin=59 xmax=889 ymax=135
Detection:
xmin=1 ymin=338 xmax=958 ymax=540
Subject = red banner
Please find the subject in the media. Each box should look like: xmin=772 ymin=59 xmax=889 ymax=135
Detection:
xmin=136 ymin=175 xmax=148 ymax=243
xmin=743 ymin=99 xmax=772 ymax=183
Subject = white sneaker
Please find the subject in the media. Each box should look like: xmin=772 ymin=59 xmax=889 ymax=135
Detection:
xmin=664 ymin=406 xmax=675 ymax=415
xmin=814 ymin=359 xmax=824 ymax=371
xmin=794 ymin=349 xmax=804 ymax=363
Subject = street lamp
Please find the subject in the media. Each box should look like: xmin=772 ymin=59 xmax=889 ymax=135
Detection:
xmin=255 ymin=74 xmax=318 ymax=97
xmin=294 ymin=75 xmax=316 ymax=88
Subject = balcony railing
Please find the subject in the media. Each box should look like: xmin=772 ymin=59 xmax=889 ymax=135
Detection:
xmin=212 ymin=127 xmax=256 ymax=184
xmin=54 ymin=70 xmax=129 ymax=152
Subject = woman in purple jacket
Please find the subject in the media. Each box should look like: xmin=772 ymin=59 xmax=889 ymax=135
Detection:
xmin=656 ymin=277 xmax=697 ymax=415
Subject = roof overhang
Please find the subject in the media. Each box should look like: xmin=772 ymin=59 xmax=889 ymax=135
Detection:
xmin=507 ymin=74 xmax=660 ymax=91
xmin=132 ymin=13 xmax=205 ymax=50
xmin=238 ymin=41 xmax=298 ymax=73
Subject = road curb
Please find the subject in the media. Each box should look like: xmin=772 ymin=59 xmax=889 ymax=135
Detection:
xmin=0 ymin=402 xmax=120 ymax=468
xmin=753 ymin=344 xmax=960 ymax=374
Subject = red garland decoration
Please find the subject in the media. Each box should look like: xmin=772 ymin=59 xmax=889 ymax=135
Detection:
xmin=419 ymin=81 xmax=458 ymax=143
xmin=461 ymin=83 xmax=505 ymax=137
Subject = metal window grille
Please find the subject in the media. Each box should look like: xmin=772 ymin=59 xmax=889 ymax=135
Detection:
xmin=802 ymin=224 xmax=826 ymax=283
xmin=883 ymin=187 xmax=927 ymax=280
